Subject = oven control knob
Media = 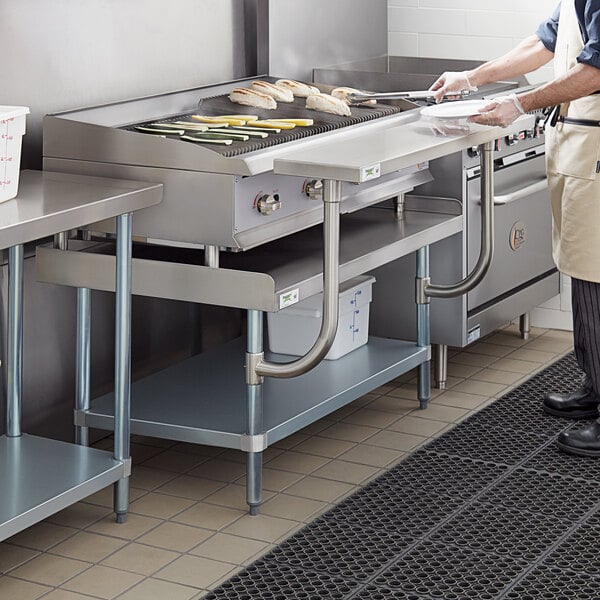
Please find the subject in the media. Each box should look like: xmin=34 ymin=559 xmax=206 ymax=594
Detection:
xmin=305 ymin=179 xmax=324 ymax=200
xmin=467 ymin=146 xmax=479 ymax=158
xmin=256 ymin=194 xmax=281 ymax=216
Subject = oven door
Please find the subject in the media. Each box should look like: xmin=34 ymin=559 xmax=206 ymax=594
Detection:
xmin=467 ymin=154 xmax=556 ymax=311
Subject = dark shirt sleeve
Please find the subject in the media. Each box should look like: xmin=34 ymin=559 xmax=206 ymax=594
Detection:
xmin=579 ymin=2 xmax=600 ymax=70
xmin=536 ymin=3 xmax=560 ymax=53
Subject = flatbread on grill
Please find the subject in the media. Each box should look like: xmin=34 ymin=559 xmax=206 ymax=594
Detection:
xmin=229 ymin=88 xmax=277 ymax=110
xmin=275 ymin=79 xmax=320 ymax=98
xmin=250 ymin=81 xmax=294 ymax=103
xmin=306 ymin=93 xmax=351 ymax=116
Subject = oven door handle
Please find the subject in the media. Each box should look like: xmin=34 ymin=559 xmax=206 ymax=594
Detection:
xmin=491 ymin=179 xmax=548 ymax=205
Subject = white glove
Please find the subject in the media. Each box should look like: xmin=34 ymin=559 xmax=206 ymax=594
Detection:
xmin=429 ymin=71 xmax=477 ymax=103
xmin=469 ymin=94 xmax=525 ymax=127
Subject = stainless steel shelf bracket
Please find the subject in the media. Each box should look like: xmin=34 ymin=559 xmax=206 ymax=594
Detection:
xmin=246 ymin=352 xmax=264 ymax=385
xmin=425 ymin=141 xmax=495 ymax=299
xmin=416 ymin=276 xmax=431 ymax=305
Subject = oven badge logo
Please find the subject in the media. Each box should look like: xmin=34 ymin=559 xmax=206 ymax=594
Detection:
xmin=509 ymin=221 xmax=527 ymax=251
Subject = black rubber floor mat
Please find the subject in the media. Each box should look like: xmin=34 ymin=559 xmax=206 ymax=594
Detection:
xmin=204 ymin=352 xmax=600 ymax=600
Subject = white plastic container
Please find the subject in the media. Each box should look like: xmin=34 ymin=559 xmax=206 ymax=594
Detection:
xmin=0 ymin=106 xmax=29 ymax=203
xmin=268 ymin=275 xmax=375 ymax=360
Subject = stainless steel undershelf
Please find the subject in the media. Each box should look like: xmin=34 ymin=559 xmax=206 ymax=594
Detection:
xmin=37 ymin=206 xmax=462 ymax=312
xmin=79 ymin=336 xmax=428 ymax=448
xmin=0 ymin=435 xmax=124 ymax=541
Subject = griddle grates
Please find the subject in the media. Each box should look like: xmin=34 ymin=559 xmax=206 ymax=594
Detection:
xmin=203 ymin=353 xmax=600 ymax=600
xmin=127 ymin=93 xmax=405 ymax=157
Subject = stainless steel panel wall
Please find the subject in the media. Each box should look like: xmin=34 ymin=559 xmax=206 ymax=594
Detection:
xmin=0 ymin=0 xmax=251 ymax=169
xmin=267 ymin=0 xmax=387 ymax=81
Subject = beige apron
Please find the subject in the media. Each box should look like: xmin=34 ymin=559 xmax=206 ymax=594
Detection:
xmin=545 ymin=0 xmax=600 ymax=283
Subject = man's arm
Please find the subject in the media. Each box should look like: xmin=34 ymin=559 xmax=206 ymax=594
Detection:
xmin=472 ymin=63 xmax=600 ymax=126
xmin=467 ymin=36 xmax=554 ymax=88
xmin=522 ymin=63 xmax=600 ymax=111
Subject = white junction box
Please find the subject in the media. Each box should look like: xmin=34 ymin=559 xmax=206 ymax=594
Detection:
xmin=268 ymin=275 xmax=375 ymax=360
xmin=0 ymin=106 xmax=29 ymax=203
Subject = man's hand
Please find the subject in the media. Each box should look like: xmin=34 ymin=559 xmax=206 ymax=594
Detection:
xmin=469 ymin=94 xmax=525 ymax=127
xmin=429 ymin=71 xmax=477 ymax=103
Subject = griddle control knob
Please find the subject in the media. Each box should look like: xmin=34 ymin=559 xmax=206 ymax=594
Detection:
xmin=305 ymin=179 xmax=324 ymax=200
xmin=257 ymin=194 xmax=281 ymax=216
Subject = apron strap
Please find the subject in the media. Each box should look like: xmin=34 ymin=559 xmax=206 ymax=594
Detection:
xmin=557 ymin=116 xmax=600 ymax=127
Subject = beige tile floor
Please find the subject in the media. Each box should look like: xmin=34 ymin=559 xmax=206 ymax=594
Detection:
xmin=0 ymin=324 xmax=574 ymax=599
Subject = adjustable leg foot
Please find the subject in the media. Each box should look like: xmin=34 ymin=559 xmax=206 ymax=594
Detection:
xmin=246 ymin=451 xmax=263 ymax=516
xmin=417 ymin=361 xmax=431 ymax=410
xmin=116 ymin=513 xmax=127 ymax=524
xmin=434 ymin=344 xmax=448 ymax=390
xmin=519 ymin=313 xmax=530 ymax=340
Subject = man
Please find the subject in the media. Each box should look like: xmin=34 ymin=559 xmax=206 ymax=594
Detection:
xmin=429 ymin=0 xmax=600 ymax=457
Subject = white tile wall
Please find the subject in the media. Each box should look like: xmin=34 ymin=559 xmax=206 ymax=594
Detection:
xmin=388 ymin=0 xmax=559 ymax=83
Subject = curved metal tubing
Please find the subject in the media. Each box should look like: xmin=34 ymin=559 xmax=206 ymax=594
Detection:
xmin=255 ymin=180 xmax=341 ymax=379
xmin=426 ymin=141 xmax=494 ymax=299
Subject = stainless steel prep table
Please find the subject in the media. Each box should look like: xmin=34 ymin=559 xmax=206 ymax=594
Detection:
xmin=37 ymin=114 xmax=515 ymax=513
xmin=0 ymin=170 xmax=162 ymax=540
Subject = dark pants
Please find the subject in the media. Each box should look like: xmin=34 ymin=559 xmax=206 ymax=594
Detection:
xmin=572 ymin=278 xmax=600 ymax=407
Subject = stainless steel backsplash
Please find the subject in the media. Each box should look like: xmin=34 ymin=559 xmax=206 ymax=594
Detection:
xmin=267 ymin=0 xmax=387 ymax=82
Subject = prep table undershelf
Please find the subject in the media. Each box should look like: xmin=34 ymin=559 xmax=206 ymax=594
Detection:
xmin=0 ymin=435 xmax=125 ymax=540
xmin=37 ymin=203 xmax=463 ymax=312
xmin=38 ymin=202 xmax=459 ymax=453
xmin=78 ymin=336 xmax=428 ymax=448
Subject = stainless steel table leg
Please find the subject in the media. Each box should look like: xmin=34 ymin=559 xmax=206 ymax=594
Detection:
xmin=7 ymin=244 xmax=24 ymax=437
xmin=434 ymin=344 xmax=448 ymax=390
xmin=417 ymin=246 xmax=431 ymax=410
xmin=519 ymin=313 xmax=530 ymax=341
xmin=75 ymin=288 xmax=91 ymax=446
xmin=246 ymin=309 xmax=264 ymax=516
xmin=113 ymin=212 xmax=133 ymax=524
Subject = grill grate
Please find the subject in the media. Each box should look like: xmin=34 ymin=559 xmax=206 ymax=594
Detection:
xmin=127 ymin=93 xmax=405 ymax=157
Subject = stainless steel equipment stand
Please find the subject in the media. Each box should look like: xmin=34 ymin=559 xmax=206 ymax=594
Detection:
xmin=0 ymin=171 xmax=161 ymax=540
xmin=36 ymin=122 xmax=505 ymax=515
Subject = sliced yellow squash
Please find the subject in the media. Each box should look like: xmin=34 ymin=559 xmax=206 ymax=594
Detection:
xmin=249 ymin=120 xmax=296 ymax=130
xmin=192 ymin=115 xmax=248 ymax=126
xmin=271 ymin=118 xmax=314 ymax=126
xmin=218 ymin=114 xmax=259 ymax=121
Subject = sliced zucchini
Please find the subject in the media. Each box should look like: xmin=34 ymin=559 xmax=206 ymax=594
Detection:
xmin=135 ymin=126 xmax=184 ymax=135
xmin=214 ymin=127 xmax=268 ymax=138
xmin=181 ymin=135 xmax=233 ymax=145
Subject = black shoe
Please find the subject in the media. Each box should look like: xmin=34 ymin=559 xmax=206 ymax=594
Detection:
xmin=557 ymin=422 xmax=600 ymax=457
xmin=542 ymin=376 xmax=599 ymax=419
